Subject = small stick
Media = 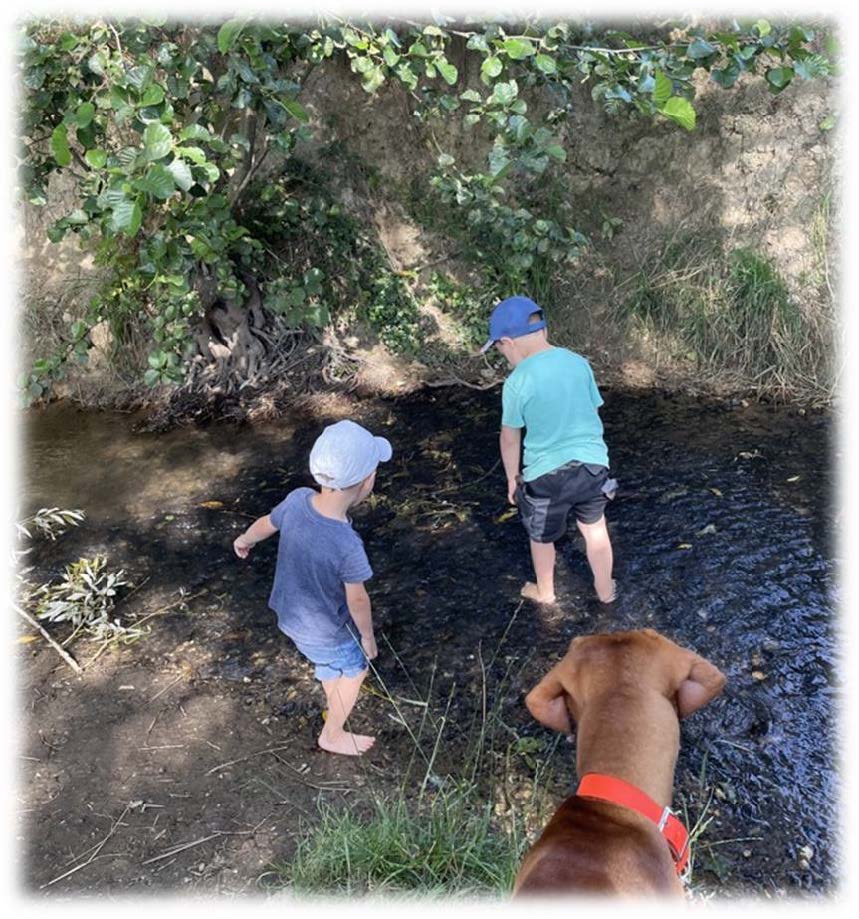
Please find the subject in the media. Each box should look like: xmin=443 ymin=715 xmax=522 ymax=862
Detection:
xmin=42 ymin=803 xmax=131 ymax=887
xmin=14 ymin=604 xmax=82 ymax=675
xmin=112 ymin=574 xmax=152 ymax=612
xmin=141 ymin=833 xmax=221 ymax=865
xmin=85 ymin=638 xmax=112 ymax=668
xmin=133 ymin=589 xmax=207 ymax=629
xmin=270 ymin=754 xmax=349 ymax=792
xmin=205 ymin=744 xmax=295 ymax=777
xmin=148 ymin=674 xmax=184 ymax=704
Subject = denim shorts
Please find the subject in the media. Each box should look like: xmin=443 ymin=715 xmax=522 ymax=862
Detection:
xmin=291 ymin=633 xmax=368 ymax=682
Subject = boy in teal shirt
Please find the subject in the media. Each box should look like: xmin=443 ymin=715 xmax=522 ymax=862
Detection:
xmin=481 ymin=295 xmax=616 ymax=605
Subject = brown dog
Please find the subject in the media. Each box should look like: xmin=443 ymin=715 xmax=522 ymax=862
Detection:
xmin=514 ymin=628 xmax=726 ymax=897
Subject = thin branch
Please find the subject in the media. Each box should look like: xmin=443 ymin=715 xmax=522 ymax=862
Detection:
xmin=41 ymin=803 xmax=131 ymax=887
xmin=14 ymin=603 xmax=82 ymax=675
xmin=141 ymin=833 xmax=221 ymax=865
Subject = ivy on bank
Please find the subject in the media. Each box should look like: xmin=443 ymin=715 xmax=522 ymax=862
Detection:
xmin=17 ymin=17 xmax=834 ymax=400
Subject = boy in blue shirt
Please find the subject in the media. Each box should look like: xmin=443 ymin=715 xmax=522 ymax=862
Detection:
xmin=233 ymin=420 xmax=392 ymax=756
xmin=481 ymin=295 xmax=617 ymax=605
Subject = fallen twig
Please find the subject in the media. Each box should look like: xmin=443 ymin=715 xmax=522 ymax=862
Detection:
xmin=42 ymin=802 xmax=131 ymax=887
xmin=270 ymin=753 xmax=350 ymax=791
xmin=148 ymin=674 xmax=185 ymax=704
xmin=141 ymin=832 xmax=221 ymax=865
xmin=205 ymin=744 xmax=295 ymax=777
xmin=14 ymin=603 xmax=82 ymax=675
xmin=133 ymin=589 xmax=208 ymax=629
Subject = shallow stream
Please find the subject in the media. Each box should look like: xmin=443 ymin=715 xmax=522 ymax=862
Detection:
xmin=22 ymin=386 xmax=838 ymax=894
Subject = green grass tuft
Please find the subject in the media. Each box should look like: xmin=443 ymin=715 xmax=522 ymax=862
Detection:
xmin=279 ymin=781 xmax=522 ymax=898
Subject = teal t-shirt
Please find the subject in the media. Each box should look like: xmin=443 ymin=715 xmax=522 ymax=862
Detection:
xmin=501 ymin=347 xmax=608 ymax=481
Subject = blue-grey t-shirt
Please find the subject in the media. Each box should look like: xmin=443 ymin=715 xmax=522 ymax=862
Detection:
xmin=268 ymin=487 xmax=373 ymax=644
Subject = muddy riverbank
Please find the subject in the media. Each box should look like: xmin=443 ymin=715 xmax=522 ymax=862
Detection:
xmin=18 ymin=386 xmax=838 ymax=897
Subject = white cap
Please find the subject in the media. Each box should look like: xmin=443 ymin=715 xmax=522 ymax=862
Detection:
xmin=309 ymin=420 xmax=393 ymax=490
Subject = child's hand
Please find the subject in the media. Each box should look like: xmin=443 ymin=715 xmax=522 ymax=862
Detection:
xmin=507 ymin=476 xmax=521 ymax=505
xmin=362 ymin=633 xmax=378 ymax=661
xmin=233 ymin=533 xmax=254 ymax=559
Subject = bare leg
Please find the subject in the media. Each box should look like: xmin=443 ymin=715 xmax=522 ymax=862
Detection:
xmin=318 ymin=670 xmax=375 ymax=756
xmin=576 ymin=516 xmax=615 ymax=602
xmin=521 ymin=540 xmax=557 ymax=604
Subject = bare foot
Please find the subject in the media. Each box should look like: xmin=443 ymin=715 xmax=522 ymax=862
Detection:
xmin=521 ymin=582 xmax=557 ymax=604
xmin=318 ymin=731 xmax=376 ymax=756
xmin=596 ymin=579 xmax=617 ymax=603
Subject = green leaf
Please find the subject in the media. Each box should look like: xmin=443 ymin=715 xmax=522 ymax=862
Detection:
xmin=437 ymin=60 xmax=458 ymax=85
xmin=111 ymin=197 xmax=143 ymax=235
xmin=545 ymin=144 xmax=566 ymax=162
xmin=409 ymin=41 xmax=429 ymax=57
xmin=175 ymin=145 xmax=206 ymax=165
xmin=218 ymin=19 xmax=246 ymax=54
xmin=98 ymin=186 xmax=129 ymax=209
xmin=710 ymin=64 xmax=740 ymax=89
xmin=534 ymin=54 xmax=557 ymax=74
xmin=686 ymin=38 xmax=716 ymax=60
xmin=754 ymin=19 xmax=772 ymax=38
xmin=143 ymin=123 xmax=173 ymax=160
xmin=59 ymin=32 xmax=79 ymax=52
xmin=51 ymin=125 xmax=71 ymax=167
xmin=116 ymin=147 xmax=139 ymax=170
xmin=87 ymin=51 xmax=107 ymax=76
xmin=126 ymin=65 xmax=154 ymax=92
xmin=765 ymin=67 xmax=794 ymax=92
xmin=490 ymin=79 xmax=518 ymax=106
xmin=136 ymin=164 xmax=176 ymax=199
xmin=460 ymin=89 xmax=482 ymax=103
xmin=488 ymin=143 xmax=510 ymax=176
xmin=140 ymin=84 xmax=165 ymax=107
xmin=180 ymin=124 xmax=212 ymax=141
xmin=166 ymin=158 xmax=194 ymax=191
xmin=396 ymin=62 xmax=418 ymax=90
xmin=281 ymin=96 xmax=309 ymax=123
xmin=653 ymin=70 xmax=673 ymax=106
xmin=234 ymin=58 xmax=259 ymax=84
xmin=660 ymin=96 xmax=696 ymax=131
xmin=481 ymin=56 xmax=503 ymax=80
xmin=85 ymin=149 xmax=107 ymax=168
xmin=383 ymin=45 xmax=400 ymax=67
xmin=818 ymin=113 xmax=836 ymax=132
xmin=193 ymin=162 xmax=220 ymax=183
xmin=74 ymin=102 xmax=95 ymax=128
xmin=502 ymin=38 xmax=535 ymax=60
xmin=362 ymin=67 xmax=385 ymax=94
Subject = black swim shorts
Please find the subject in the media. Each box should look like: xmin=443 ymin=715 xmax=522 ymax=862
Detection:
xmin=514 ymin=460 xmax=616 ymax=543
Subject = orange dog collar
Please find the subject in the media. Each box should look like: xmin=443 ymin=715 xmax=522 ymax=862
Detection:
xmin=576 ymin=772 xmax=690 ymax=875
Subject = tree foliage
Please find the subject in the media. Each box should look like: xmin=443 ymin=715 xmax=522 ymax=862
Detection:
xmin=16 ymin=16 xmax=833 ymax=400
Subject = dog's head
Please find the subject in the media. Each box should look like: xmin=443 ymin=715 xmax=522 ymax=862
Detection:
xmin=524 ymin=628 xmax=726 ymax=735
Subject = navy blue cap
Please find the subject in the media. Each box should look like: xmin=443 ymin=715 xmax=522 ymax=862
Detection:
xmin=480 ymin=295 xmax=546 ymax=353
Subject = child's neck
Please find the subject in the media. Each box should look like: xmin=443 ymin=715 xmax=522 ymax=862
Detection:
xmin=515 ymin=338 xmax=553 ymax=364
xmin=311 ymin=489 xmax=353 ymax=521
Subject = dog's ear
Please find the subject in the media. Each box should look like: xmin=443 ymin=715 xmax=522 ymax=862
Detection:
xmin=675 ymin=652 xmax=726 ymax=719
xmin=525 ymin=662 xmax=575 ymax=734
